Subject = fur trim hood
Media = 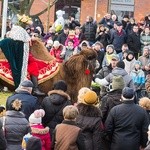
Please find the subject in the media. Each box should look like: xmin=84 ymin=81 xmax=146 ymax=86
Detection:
xmin=48 ymin=90 xmax=71 ymax=100
xmin=77 ymin=103 xmax=102 ymax=117
xmin=31 ymin=126 xmax=49 ymax=135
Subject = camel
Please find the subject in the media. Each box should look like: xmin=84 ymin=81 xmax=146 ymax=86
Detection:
xmin=0 ymin=39 xmax=97 ymax=103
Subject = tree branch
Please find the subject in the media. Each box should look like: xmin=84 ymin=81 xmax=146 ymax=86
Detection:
xmin=25 ymin=0 xmax=35 ymax=15
xmin=8 ymin=3 xmax=19 ymax=14
xmin=30 ymin=0 xmax=58 ymax=17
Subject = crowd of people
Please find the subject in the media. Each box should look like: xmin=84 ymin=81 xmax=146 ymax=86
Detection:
xmin=0 ymin=12 xmax=150 ymax=150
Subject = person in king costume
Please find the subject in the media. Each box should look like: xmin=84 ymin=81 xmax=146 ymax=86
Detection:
xmin=0 ymin=14 xmax=45 ymax=95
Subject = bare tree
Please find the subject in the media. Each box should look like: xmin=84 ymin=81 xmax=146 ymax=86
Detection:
xmin=8 ymin=0 xmax=58 ymax=17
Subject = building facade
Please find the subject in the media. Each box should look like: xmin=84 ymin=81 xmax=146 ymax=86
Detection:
xmin=1 ymin=0 xmax=150 ymax=31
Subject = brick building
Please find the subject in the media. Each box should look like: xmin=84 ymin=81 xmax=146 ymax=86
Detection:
xmin=30 ymin=0 xmax=150 ymax=30
xmin=1 ymin=0 xmax=150 ymax=31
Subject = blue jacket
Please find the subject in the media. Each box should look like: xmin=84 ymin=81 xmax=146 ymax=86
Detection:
xmin=6 ymin=90 xmax=39 ymax=120
xmin=130 ymin=69 xmax=145 ymax=90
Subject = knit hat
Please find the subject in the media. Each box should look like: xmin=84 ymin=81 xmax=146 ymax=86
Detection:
xmin=26 ymin=137 xmax=42 ymax=150
xmin=106 ymin=44 xmax=115 ymax=51
xmin=112 ymin=76 xmax=125 ymax=90
xmin=20 ymin=80 xmax=33 ymax=88
xmin=116 ymin=61 xmax=125 ymax=69
xmin=47 ymin=39 xmax=53 ymax=45
xmin=82 ymin=90 xmax=98 ymax=105
xmin=134 ymin=61 xmax=142 ymax=66
xmin=53 ymin=41 xmax=60 ymax=47
xmin=77 ymin=87 xmax=91 ymax=103
xmin=122 ymin=87 xmax=135 ymax=99
xmin=29 ymin=109 xmax=45 ymax=124
xmin=53 ymin=80 xmax=67 ymax=92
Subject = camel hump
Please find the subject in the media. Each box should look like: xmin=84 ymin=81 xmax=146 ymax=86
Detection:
xmin=30 ymin=39 xmax=55 ymax=62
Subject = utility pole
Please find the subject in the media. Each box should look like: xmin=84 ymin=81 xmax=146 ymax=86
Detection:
xmin=1 ymin=0 xmax=8 ymax=39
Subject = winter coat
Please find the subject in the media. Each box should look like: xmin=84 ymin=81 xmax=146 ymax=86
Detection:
xmin=140 ymin=33 xmax=150 ymax=51
xmin=99 ymin=18 xmax=113 ymax=29
xmin=65 ymin=37 xmax=80 ymax=48
xmin=101 ymin=89 xmax=122 ymax=123
xmin=95 ymin=50 xmax=105 ymax=73
xmin=57 ymin=31 xmax=68 ymax=45
xmin=61 ymin=46 xmax=78 ymax=61
xmin=41 ymin=90 xmax=71 ymax=136
xmin=52 ymin=120 xmax=85 ymax=150
xmin=110 ymin=29 xmax=127 ymax=53
xmin=123 ymin=58 xmax=136 ymax=75
xmin=0 ymin=110 xmax=30 ymax=150
xmin=105 ymin=100 xmax=149 ymax=150
xmin=95 ymin=65 xmax=113 ymax=97
xmin=0 ymin=121 xmax=6 ymax=150
xmin=6 ymin=91 xmax=39 ymax=120
xmin=130 ymin=69 xmax=145 ymax=90
xmin=102 ymin=52 xmax=116 ymax=67
xmin=105 ymin=67 xmax=134 ymax=88
xmin=30 ymin=124 xmax=51 ymax=150
xmin=127 ymin=31 xmax=141 ymax=53
xmin=69 ymin=20 xmax=80 ymax=30
xmin=82 ymin=21 xmax=97 ymax=42
xmin=95 ymin=32 xmax=109 ymax=48
xmin=76 ymin=103 xmax=104 ymax=150
xmin=50 ymin=45 xmax=64 ymax=63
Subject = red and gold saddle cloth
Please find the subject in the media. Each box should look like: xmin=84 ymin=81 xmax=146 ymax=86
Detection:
xmin=0 ymin=59 xmax=59 ymax=86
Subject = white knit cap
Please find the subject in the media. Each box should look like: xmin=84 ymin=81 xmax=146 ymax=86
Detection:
xmin=29 ymin=109 xmax=45 ymax=124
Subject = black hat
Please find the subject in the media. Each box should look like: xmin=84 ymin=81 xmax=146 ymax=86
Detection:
xmin=20 ymin=80 xmax=33 ymax=88
xmin=53 ymin=80 xmax=67 ymax=92
xmin=122 ymin=87 xmax=135 ymax=99
xmin=116 ymin=61 xmax=125 ymax=69
xmin=116 ymin=22 xmax=122 ymax=26
xmin=26 ymin=137 xmax=42 ymax=150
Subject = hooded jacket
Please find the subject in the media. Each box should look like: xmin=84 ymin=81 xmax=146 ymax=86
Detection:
xmin=41 ymin=90 xmax=71 ymax=135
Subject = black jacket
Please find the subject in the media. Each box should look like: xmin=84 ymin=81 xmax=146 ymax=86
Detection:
xmin=76 ymin=103 xmax=104 ymax=150
xmin=57 ymin=31 xmax=68 ymax=45
xmin=105 ymin=100 xmax=149 ymax=150
xmin=127 ymin=31 xmax=141 ymax=53
xmin=101 ymin=89 xmax=122 ymax=123
xmin=41 ymin=90 xmax=71 ymax=135
xmin=82 ymin=21 xmax=97 ymax=42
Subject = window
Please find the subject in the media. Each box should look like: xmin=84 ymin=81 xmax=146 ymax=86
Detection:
xmin=110 ymin=0 xmax=134 ymax=21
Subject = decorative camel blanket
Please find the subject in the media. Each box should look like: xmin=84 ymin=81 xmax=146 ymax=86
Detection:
xmin=0 ymin=58 xmax=59 ymax=86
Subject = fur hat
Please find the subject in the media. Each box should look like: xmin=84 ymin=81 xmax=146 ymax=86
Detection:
xmin=82 ymin=90 xmax=98 ymax=105
xmin=139 ymin=97 xmax=150 ymax=110
xmin=53 ymin=80 xmax=67 ymax=92
xmin=29 ymin=109 xmax=45 ymax=124
xmin=112 ymin=76 xmax=125 ymax=90
xmin=77 ymin=87 xmax=91 ymax=103
xmin=26 ymin=137 xmax=42 ymax=150
xmin=122 ymin=87 xmax=135 ymax=99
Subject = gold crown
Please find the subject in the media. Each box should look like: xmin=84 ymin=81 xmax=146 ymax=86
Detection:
xmin=17 ymin=14 xmax=33 ymax=26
